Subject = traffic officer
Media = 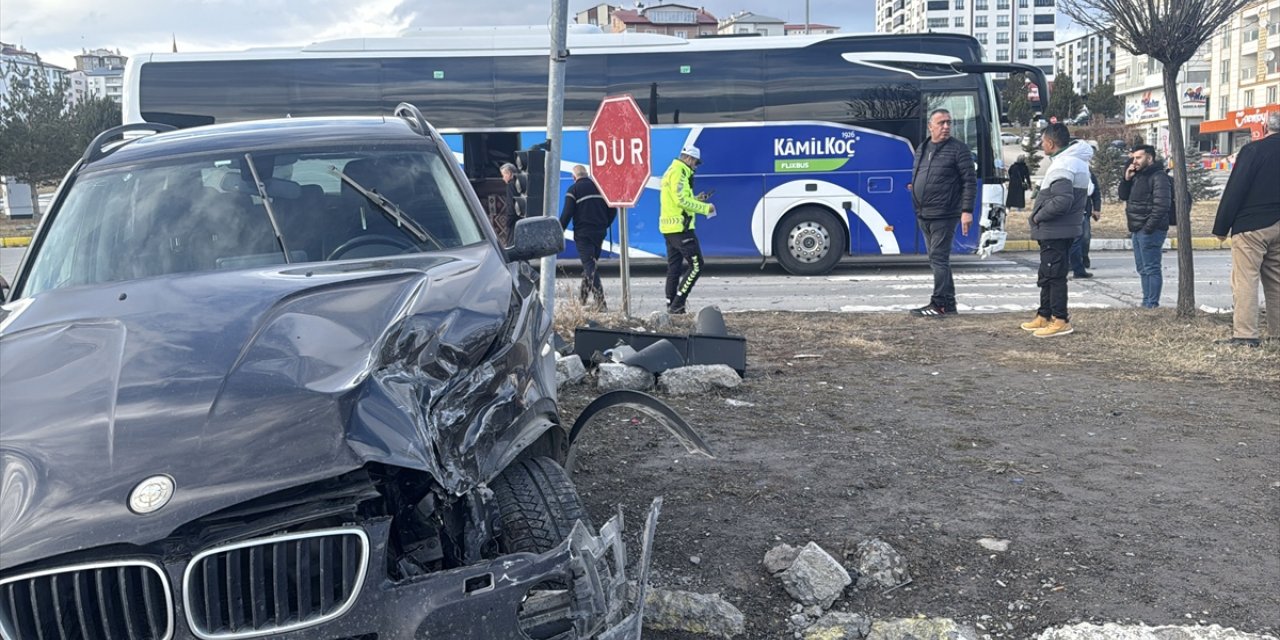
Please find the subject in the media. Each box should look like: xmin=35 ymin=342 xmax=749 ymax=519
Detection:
xmin=659 ymin=145 xmax=715 ymax=314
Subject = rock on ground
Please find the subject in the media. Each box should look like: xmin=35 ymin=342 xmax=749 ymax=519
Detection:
xmin=642 ymin=587 xmax=746 ymax=638
xmin=1034 ymin=623 xmax=1279 ymax=640
xmin=866 ymin=617 xmax=977 ymax=640
xmin=764 ymin=543 xmax=801 ymax=575
xmin=804 ymin=612 xmax=873 ymax=640
xmin=658 ymin=364 xmax=742 ymax=395
xmin=779 ymin=542 xmax=851 ymax=609
xmin=847 ymin=538 xmax=910 ymax=590
xmin=596 ymin=362 xmax=654 ymax=391
xmin=555 ymin=354 xmax=586 ymax=387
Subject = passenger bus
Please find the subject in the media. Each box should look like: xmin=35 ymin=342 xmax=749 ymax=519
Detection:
xmin=123 ymin=28 xmax=1048 ymax=275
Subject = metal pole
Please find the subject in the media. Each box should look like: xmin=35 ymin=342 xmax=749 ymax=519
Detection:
xmin=805 ymin=0 xmax=810 ymax=34
xmin=619 ymin=207 xmax=631 ymax=317
xmin=541 ymin=0 xmax=569 ymax=312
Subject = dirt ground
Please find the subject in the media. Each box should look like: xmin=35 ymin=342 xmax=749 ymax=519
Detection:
xmin=557 ymin=309 xmax=1280 ymax=639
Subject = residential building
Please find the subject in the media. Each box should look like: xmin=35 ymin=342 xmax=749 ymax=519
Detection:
xmin=574 ymin=3 xmax=617 ymax=27
xmin=784 ymin=23 xmax=841 ymax=35
xmin=66 ymin=70 xmax=89 ymax=106
xmin=610 ymin=3 xmax=718 ymax=38
xmin=717 ymin=11 xmax=785 ymax=36
xmin=85 ymin=66 xmax=126 ymax=104
xmin=1 ymin=42 xmax=69 ymax=104
xmin=74 ymin=48 xmax=127 ymax=72
xmin=873 ymin=0 xmax=1057 ymax=81
xmin=1200 ymin=0 xmax=1280 ymax=153
xmin=1054 ymin=29 xmax=1114 ymax=95
xmin=1113 ymin=43 xmax=1212 ymax=156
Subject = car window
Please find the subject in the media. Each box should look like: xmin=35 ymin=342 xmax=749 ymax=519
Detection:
xmin=22 ymin=146 xmax=485 ymax=297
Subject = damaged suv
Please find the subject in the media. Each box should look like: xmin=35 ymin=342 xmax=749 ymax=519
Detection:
xmin=0 ymin=105 xmax=658 ymax=639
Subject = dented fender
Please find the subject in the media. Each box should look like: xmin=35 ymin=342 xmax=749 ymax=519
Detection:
xmin=567 ymin=390 xmax=715 ymax=464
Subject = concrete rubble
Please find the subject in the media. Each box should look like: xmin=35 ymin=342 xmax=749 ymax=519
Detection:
xmin=1033 ymin=623 xmax=1279 ymax=640
xmin=659 ymin=363 xmax=743 ymax=394
xmin=845 ymin=538 xmax=910 ymax=590
xmin=802 ymin=611 xmax=872 ymax=640
xmin=555 ymin=354 xmax=586 ymax=387
xmin=595 ymin=362 xmax=654 ymax=391
xmin=641 ymin=587 xmax=746 ymax=638
xmin=778 ymin=542 xmax=852 ymax=609
xmin=866 ymin=617 xmax=978 ymax=640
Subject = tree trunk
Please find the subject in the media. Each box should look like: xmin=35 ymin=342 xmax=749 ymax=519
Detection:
xmin=29 ymin=183 xmax=41 ymax=222
xmin=1161 ymin=64 xmax=1195 ymax=317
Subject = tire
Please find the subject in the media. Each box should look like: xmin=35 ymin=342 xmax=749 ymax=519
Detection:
xmin=774 ymin=207 xmax=845 ymax=276
xmin=491 ymin=456 xmax=590 ymax=554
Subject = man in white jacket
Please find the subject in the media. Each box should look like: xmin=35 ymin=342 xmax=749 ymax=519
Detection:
xmin=1020 ymin=123 xmax=1093 ymax=338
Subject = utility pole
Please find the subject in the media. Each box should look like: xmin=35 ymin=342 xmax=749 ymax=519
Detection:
xmin=541 ymin=0 xmax=569 ymax=313
xmin=805 ymin=0 xmax=811 ymax=34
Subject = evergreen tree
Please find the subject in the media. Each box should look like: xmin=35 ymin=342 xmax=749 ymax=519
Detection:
xmin=1085 ymin=81 xmax=1122 ymax=120
xmin=1180 ymin=146 xmax=1215 ymax=201
xmin=1091 ymin=142 xmax=1129 ymax=203
xmin=1020 ymin=133 xmax=1042 ymax=177
xmin=71 ymin=94 xmax=123 ymax=146
xmin=1003 ymin=74 xmax=1033 ymax=126
xmin=1048 ymin=70 xmax=1083 ymax=121
xmin=0 ymin=62 xmax=79 ymax=218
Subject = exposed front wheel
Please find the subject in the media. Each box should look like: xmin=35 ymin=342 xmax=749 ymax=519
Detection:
xmin=774 ymin=207 xmax=845 ymax=276
xmin=491 ymin=456 xmax=590 ymax=554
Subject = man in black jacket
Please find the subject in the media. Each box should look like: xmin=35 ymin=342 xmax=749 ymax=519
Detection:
xmin=1069 ymin=172 xmax=1102 ymax=278
xmin=1212 ymin=111 xmax=1280 ymax=347
xmin=908 ymin=108 xmax=977 ymax=318
xmin=1118 ymin=145 xmax=1172 ymax=308
xmin=560 ymin=165 xmax=618 ymax=311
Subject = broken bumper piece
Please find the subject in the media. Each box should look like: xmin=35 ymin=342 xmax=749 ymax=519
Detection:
xmin=275 ymin=498 xmax=663 ymax=640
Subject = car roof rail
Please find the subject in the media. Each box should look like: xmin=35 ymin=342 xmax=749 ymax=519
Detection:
xmin=81 ymin=123 xmax=179 ymax=165
xmin=393 ymin=103 xmax=432 ymax=138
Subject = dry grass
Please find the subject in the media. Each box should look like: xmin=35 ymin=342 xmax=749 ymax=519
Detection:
xmin=1006 ymin=200 xmax=1220 ymax=241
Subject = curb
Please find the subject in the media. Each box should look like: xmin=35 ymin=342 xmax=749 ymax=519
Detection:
xmin=0 ymin=236 xmax=31 ymax=248
xmin=1003 ymin=237 xmax=1229 ymax=252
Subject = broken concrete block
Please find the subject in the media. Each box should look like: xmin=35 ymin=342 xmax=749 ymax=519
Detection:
xmin=848 ymin=538 xmax=910 ymax=590
xmin=805 ymin=612 xmax=873 ymax=640
xmin=643 ymin=588 xmax=745 ymax=638
xmin=1033 ymin=623 xmax=1278 ymax=640
xmin=555 ymin=354 xmax=586 ymax=387
xmin=779 ymin=541 xmax=851 ymax=609
xmin=763 ymin=543 xmax=800 ymax=575
xmin=866 ymin=617 xmax=977 ymax=640
xmin=658 ymin=364 xmax=742 ymax=395
xmin=596 ymin=362 xmax=654 ymax=391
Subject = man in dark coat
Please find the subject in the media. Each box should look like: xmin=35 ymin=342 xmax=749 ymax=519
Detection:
xmin=1118 ymin=145 xmax=1172 ymax=308
xmin=559 ymin=165 xmax=618 ymax=311
xmin=1069 ymin=171 xmax=1102 ymax=278
xmin=497 ymin=163 xmax=520 ymax=246
xmin=1021 ymin=123 xmax=1091 ymax=338
xmin=1006 ymin=155 xmax=1030 ymax=211
xmin=907 ymin=108 xmax=977 ymax=318
xmin=1212 ymin=111 xmax=1280 ymax=347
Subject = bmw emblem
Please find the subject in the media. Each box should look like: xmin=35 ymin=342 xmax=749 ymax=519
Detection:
xmin=129 ymin=475 xmax=175 ymax=514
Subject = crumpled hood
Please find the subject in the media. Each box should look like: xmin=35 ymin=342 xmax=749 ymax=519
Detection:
xmin=0 ymin=247 xmax=555 ymax=571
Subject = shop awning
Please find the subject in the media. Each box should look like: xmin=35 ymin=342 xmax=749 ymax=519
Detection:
xmin=1201 ymin=105 xmax=1280 ymax=140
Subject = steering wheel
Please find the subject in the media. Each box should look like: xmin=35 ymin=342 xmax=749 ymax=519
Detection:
xmin=326 ymin=234 xmax=417 ymax=261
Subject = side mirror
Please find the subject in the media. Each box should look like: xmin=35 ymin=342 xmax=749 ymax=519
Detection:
xmin=505 ymin=216 xmax=564 ymax=263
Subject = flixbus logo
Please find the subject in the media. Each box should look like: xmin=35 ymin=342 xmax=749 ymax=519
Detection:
xmin=773 ymin=132 xmax=860 ymax=173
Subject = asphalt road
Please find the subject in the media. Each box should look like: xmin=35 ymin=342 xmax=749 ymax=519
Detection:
xmin=2 ymin=246 xmax=1236 ymax=315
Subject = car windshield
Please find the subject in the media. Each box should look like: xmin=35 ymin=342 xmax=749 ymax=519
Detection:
xmin=22 ymin=145 xmax=485 ymax=296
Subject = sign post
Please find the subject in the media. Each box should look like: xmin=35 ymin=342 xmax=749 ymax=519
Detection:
xmin=587 ymin=95 xmax=651 ymax=317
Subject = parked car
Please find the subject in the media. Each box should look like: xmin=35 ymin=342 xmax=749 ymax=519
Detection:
xmin=1000 ymin=132 xmax=1021 ymax=145
xmin=0 ymin=104 xmax=690 ymax=640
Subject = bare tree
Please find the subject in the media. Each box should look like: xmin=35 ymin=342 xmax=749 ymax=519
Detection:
xmin=1060 ymin=0 xmax=1250 ymax=317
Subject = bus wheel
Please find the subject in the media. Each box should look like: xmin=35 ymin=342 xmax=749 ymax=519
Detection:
xmin=774 ymin=207 xmax=845 ymax=276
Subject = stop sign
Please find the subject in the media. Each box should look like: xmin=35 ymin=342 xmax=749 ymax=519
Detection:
xmin=588 ymin=95 xmax=651 ymax=208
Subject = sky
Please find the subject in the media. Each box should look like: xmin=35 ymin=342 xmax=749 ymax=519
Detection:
xmin=2 ymin=0 xmax=877 ymax=70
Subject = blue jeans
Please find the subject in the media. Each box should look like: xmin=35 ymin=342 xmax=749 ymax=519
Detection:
xmin=1132 ymin=229 xmax=1167 ymax=308
xmin=1069 ymin=216 xmax=1092 ymax=275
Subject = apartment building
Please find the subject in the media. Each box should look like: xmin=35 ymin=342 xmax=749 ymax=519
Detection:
xmin=1054 ymin=30 xmax=1114 ymax=95
xmin=1200 ymin=0 xmax=1280 ymax=153
xmin=0 ymin=42 xmax=68 ymax=103
xmin=874 ymin=0 xmax=1057 ymax=80
xmin=717 ymin=11 xmax=786 ymax=36
xmin=784 ymin=23 xmax=841 ymax=35
xmin=1114 ymin=43 xmax=1212 ymax=155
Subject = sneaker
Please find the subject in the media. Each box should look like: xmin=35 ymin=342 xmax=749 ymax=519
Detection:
xmin=1033 ymin=317 xmax=1074 ymax=338
xmin=1070 ymin=271 xmax=1093 ymax=279
xmin=667 ymin=301 xmax=687 ymax=315
xmin=909 ymin=304 xmax=949 ymax=318
xmin=1215 ymin=337 xmax=1261 ymax=347
xmin=1020 ymin=314 xmax=1051 ymax=331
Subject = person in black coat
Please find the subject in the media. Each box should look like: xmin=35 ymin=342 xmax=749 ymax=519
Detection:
xmin=1006 ymin=155 xmax=1030 ymax=211
xmin=1211 ymin=111 xmax=1280 ymax=347
xmin=1118 ymin=145 xmax=1172 ymax=308
xmin=560 ymin=165 xmax=618 ymax=310
xmin=907 ymin=108 xmax=978 ymax=318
